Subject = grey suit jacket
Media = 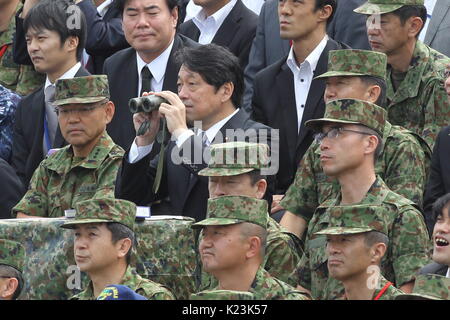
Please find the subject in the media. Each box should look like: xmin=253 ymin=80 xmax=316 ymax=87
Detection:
xmin=424 ymin=0 xmax=450 ymax=57
xmin=242 ymin=0 xmax=290 ymax=112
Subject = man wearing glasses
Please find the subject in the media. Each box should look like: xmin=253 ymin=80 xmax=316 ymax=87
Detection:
xmin=12 ymin=75 xmax=124 ymax=218
xmin=294 ymin=98 xmax=430 ymax=300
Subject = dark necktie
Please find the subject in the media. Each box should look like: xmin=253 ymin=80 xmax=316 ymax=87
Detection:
xmin=140 ymin=66 xmax=152 ymax=95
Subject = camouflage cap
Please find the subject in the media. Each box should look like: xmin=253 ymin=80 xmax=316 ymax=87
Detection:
xmin=54 ymin=75 xmax=110 ymax=106
xmin=354 ymin=0 xmax=424 ymax=15
xmin=190 ymin=290 xmax=255 ymax=300
xmin=396 ymin=274 xmax=450 ymax=300
xmin=199 ymin=141 xmax=270 ymax=177
xmin=0 ymin=239 xmax=25 ymax=273
xmin=305 ymin=99 xmax=386 ymax=136
xmin=192 ymin=196 xmax=268 ymax=229
xmin=315 ymin=49 xmax=387 ymax=80
xmin=61 ymin=198 xmax=136 ymax=231
xmin=315 ymin=205 xmax=390 ymax=236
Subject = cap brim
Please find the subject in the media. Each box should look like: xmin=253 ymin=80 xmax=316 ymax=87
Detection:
xmin=315 ymin=227 xmax=373 ymax=236
xmin=354 ymin=3 xmax=404 ymax=15
xmin=54 ymin=96 xmax=108 ymax=106
xmin=395 ymin=294 xmax=441 ymax=300
xmin=305 ymin=118 xmax=361 ymax=131
xmin=315 ymin=71 xmax=370 ymax=80
xmin=192 ymin=218 xmax=243 ymax=229
xmin=60 ymin=219 xmax=114 ymax=229
xmin=198 ymin=167 xmax=255 ymax=177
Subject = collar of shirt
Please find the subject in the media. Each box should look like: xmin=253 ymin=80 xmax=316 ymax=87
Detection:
xmin=44 ymin=62 xmax=82 ymax=91
xmin=97 ymin=0 xmax=113 ymax=17
xmin=446 ymin=267 xmax=450 ymax=278
xmin=286 ymin=35 xmax=328 ymax=77
xmin=192 ymin=0 xmax=237 ymax=44
xmin=198 ymin=108 xmax=239 ymax=144
xmin=136 ymin=38 xmax=175 ymax=93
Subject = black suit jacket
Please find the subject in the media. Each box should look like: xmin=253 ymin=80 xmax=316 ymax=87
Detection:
xmin=13 ymin=1 xmax=129 ymax=74
xmin=252 ymin=39 xmax=349 ymax=194
xmin=418 ymin=262 xmax=448 ymax=276
xmin=103 ymin=34 xmax=199 ymax=150
xmin=11 ymin=66 xmax=90 ymax=189
xmin=424 ymin=125 xmax=450 ymax=234
xmin=0 ymin=158 xmax=25 ymax=219
xmin=178 ymin=0 xmax=258 ymax=69
xmin=116 ymin=109 xmax=272 ymax=221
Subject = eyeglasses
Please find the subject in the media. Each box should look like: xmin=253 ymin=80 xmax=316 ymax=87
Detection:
xmin=314 ymin=127 xmax=373 ymax=143
xmin=55 ymin=101 xmax=108 ymax=117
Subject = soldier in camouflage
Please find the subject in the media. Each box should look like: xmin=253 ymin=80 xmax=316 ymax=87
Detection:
xmin=396 ymin=274 xmax=450 ymax=300
xmin=192 ymin=195 xmax=309 ymax=300
xmin=190 ymin=290 xmax=255 ymax=300
xmin=12 ymin=75 xmax=124 ymax=218
xmin=280 ymin=49 xmax=431 ymax=240
xmin=0 ymin=0 xmax=44 ymax=96
xmin=0 ymin=239 xmax=25 ymax=300
xmin=354 ymin=0 xmax=450 ymax=150
xmin=295 ymin=98 xmax=430 ymax=299
xmin=315 ymin=206 xmax=403 ymax=300
xmin=0 ymin=84 xmax=21 ymax=162
xmin=62 ymin=198 xmax=175 ymax=300
xmin=197 ymin=141 xmax=302 ymax=287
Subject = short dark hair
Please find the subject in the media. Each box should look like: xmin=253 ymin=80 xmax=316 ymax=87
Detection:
xmin=239 ymin=222 xmax=268 ymax=258
xmin=23 ymin=0 xmax=87 ymax=62
xmin=0 ymin=264 xmax=24 ymax=300
xmin=363 ymin=231 xmax=389 ymax=248
xmin=115 ymin=0 xmax=178 ymax=13
xmin=106 ymin=222 xmax=136 ymax=265
xmin=314 ymin=0 xmax=337 ymax=26
xmin=432 ymin=193 xmax=450 ymax=222
xmin=359 ymin=75 xmax=387 ymax=108
xmin=247 ymin=170 xmax=267 ymax=186
xmin=175 ymin=43 xmax=244 ymax=108
xmin=354 ymin=124 xmax=384 ymax=163
xmin=391 ymin=5 xmax=427 ymax=38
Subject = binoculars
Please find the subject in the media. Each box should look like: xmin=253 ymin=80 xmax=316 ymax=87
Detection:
xmin=128 ymin=95 xmax=169 ymax=136
xmin=128 ymin=95 xmax=169 ymax=114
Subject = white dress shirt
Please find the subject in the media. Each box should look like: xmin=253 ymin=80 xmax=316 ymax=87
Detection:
xmin=446 ymin=267 xmax=450 ymax=278
xmin=184 ymin=0 xmax=264 ymax=21
xmin=286 ymin=35 xmax=328 ymax=133
xmin=136 ymin=39 xmax=175 ymax=96
xmin=419 ymin=0 xmax=437 ymax=42
xmin=128 ymin=109 xmax=240 ymax=163
xmin=191 ymin=0 xmax=237 ymax=44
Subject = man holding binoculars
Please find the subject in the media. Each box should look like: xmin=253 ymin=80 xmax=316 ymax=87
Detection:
xmin=116 ymin=43 xmax=272 ymax=222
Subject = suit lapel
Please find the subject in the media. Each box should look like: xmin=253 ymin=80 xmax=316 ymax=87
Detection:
xmin=296 ymin=40 xmax=334 ymax=150
xmin=31 ymin=89 xmax=46 ymax=157
xmin=424 ymin=0 xmax=450 ymax=44
xmin=277 ymin=64 xmax=298 ymax=162
xmin=211 ymin=0 xmax=242 ymax=47
xmin=162 ymin=35 xmax=181 ymax=92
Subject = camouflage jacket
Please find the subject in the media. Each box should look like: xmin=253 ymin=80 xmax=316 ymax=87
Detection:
xmin=12 ymin=132 xmax=124 ymax=217
xmin=199 ymin=217 xmax=303 ymax=289
xmin=385 ymin=40 xmax=450 ymax=150
xmin=71 ymin=265 xmax=175 ymax=300
xmin=297 ymin=177 xmax=431 ymax=300
xmin=0 ymin=85 xmax=20 ymax=162
xmin=372 ymin=276 xmax=404 ymax=301
xmin=0 ymin=2 xmax=44 ymax=96
xmin=281 ymin=121 xmax=431 ymax=222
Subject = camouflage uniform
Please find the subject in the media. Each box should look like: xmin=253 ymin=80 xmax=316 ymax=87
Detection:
xmin=192 ymin=196 xmax=309 ymax=300
xmin=197 ymin=142 xmax=302 ymax=287
xmin=296 ymin=99 xmax=431 ymax=300
xmin=190 ymin=290 xmax=255 ymax=300
xmin=0 ymin=84 xmax=21 ymax=162
xmin=396 ymin=274 xmax=450 ymax=300
xmin=313 ymin=205 xmax=404 ymax=300
xmin=11 ymin=76 xmax=124 ymax=217
xmin=0 ymin=239 xmax=25 ymax=273
xmin=355 ymin=0 xmax=450 ymax=150
xmin=62 ymin=198 xmax=175 ymax=300
xmin=0 ymin=2 xmax=44 ymax=96
xmin=281 ymin=50 xmax=431 ymax=221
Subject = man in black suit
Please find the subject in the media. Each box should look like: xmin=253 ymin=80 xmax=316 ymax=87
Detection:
xmin=104 ymin=0 xmax=198 ymax=150
xmin=419 ymin=193 xmax=450 ymax=277
xmin=116 ymin=44 xmax=273 ymax=221
xmin=11 ymin=0 xmax=90 ymax=189
xmin=177 ymin=0 xmax=257 ymax=69
xmin=251 ymin=0 xmax=346 ymax=219
xmin=0 ymin=159 xmax=24 ymax=219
